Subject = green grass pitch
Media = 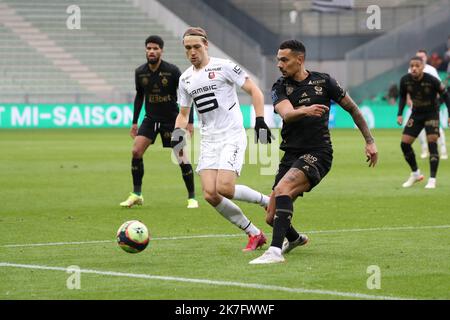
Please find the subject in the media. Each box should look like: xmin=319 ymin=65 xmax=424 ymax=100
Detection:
xmin=0 ymin=128 xmax=449 ymax=300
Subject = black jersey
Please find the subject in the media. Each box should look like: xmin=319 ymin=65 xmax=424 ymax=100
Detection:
xmin=271 ymin=71 xmax=346 ymax=152
xmin=133 ymin=60 xmax=182 ymax=123
xmin=398 ymin=73 xmax=442 ymax=116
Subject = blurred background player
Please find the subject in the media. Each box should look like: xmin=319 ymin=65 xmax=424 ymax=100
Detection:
xmin=406 ymin=50 xmax=448 ymax=160
xmin=172 ymin=27 xmax=273 ymax=251
xmin=397 ymin=57 xmax=450 ymax=189
xmin=250 ymin=40 xmax=378 ymax=264
xmin=120 ymin=35 xmax=198 ymax=209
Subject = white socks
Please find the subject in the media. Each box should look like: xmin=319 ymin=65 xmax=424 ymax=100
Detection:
xmin=233 ymin=185 xmax=269 ymax=207
xmin=412 ymin=169 xmax=421 ymax=177
xmin=214 ymin=197 xmax=260 ymax=236
xmin=439 ymin=128 xmax=447 ymax=154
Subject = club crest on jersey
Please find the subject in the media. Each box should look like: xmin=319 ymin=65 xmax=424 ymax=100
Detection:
xmin=161 ymin=77 xmax=168 ymax=87
xmin=208 ymin=72 xmax=215 ymax=79
xmin=315 ymin=86 xmax=323 ymax=95
xmin=286 ymin=86 xmax=294 ymax=95
xmin=141 ymin=77 xmax=149 ymax=86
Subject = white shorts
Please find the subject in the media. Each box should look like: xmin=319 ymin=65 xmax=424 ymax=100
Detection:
xmin=196 ymin=131 xmax=247 ymax=176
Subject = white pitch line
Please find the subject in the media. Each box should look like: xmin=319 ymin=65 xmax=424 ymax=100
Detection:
xmin=2 ymin=224 xmax=449 ymax=248
xmin=0 ymin=262 xmax=413 ymax=300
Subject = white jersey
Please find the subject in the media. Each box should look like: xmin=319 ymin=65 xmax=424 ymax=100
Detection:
xmin=178 ymin=57 xmax=248 ymax=141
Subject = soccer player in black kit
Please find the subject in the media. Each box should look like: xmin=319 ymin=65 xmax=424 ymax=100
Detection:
xmin=397 ymin=56 xmax=450 ymax=189
xmin=120 ymin=35 xmax=198 ymax=209
xmin=250 ymin=40 xmax=378 ymax=264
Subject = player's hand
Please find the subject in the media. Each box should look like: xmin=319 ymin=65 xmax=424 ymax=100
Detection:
xmin=305 ymin=104 xmax=329 ymax=117
xmin=365 ymin=142 xmax=378 ymax=167
xmin=397 ymin=116 xmax=403 ymax=126
xmin=186 ymin=123 xmax=194 ymax=137
xmin=130 ymin=124 xmax=138 ymax=139
xmin=254 ymin=117 xmax=275 ymax=144
xmin=171 ymin=128 xmax=187 ymax=157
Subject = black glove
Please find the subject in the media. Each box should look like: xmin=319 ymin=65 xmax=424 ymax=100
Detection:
xmin=254 ymin=117 xmax=274 ymax=144
xmin=171 ymin=128 xmax=187 ymax=152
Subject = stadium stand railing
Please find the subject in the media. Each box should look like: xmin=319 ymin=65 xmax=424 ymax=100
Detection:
xmin=345 ymin=0 xmax=450 ymax=102
xmin=228 ymin=0 xmax=439 ymax=37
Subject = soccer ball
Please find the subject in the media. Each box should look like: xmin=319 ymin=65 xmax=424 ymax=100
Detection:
xmin=116 ymin=220 xmax=150 ymax=253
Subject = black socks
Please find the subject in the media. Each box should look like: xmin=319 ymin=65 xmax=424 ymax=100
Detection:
xmin=132 ymin=158 xmax=144 ymax=194
xmin=271 ymin=195 xmax=294 ymax=249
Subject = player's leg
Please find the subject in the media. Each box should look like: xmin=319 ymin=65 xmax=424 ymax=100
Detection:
xmin=120 ymin=118 xmax=157 ymax=207
xmin=214 ymin=169 xmax=266 ymax=251
xmin=120 ymin=135 xmax=152 ymax=207
xmin=216 ymin=135 xmax=269 ymax=207
xmin=424 ymin=116 xmax=440 ymax=188
xmin=250 ymin=168 xmax=310 ymax=264
xmin=177 ymin=153 xmax=198 ymax=208
xmin=250 ymin=150 xmax=332 ymax=264
xmin=162 ymin=123 xmax=198 ymax=208
xmin=266 ymin=154 xmax=309 ymax=250
xmin=438 ymin=127 xmax=448 ymax=159
xmin=216 ymin=171 xmax=269 ymax=208
xmin=400 ymin=134 xmax=425 ymax=187
xmin=400 ymin=115 xmax=424 ymax=187
xmin=266 ymin=191 xmax=307 ymax=254
xmin=425 ymin=134 xmax=439 ymax=188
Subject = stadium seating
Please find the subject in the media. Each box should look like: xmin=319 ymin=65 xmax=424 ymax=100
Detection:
xmin=0 ymin=0 xmax=190 ymax=103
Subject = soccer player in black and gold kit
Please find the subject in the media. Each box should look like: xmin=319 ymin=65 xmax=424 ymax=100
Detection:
xmin=250 ymin=40 xmax=378 ymax=264
xmin=120 ymin=35 xmax=198 ymax=209
xmin=397 ymin=56 xmax=450 ymax=189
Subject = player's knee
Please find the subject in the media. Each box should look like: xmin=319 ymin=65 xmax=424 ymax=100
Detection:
xmin=273 ymin=184 xmax=291 ymax=198
xmin=216 ymin=182 xmax=235 ymax=199
xmin=132 ymin=148 xmax=144 ymax=159
xmin=202 ymin=189 xmax=221 ymax=205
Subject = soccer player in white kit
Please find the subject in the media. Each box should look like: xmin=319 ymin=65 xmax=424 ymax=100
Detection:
xmin=171 ymin=27 xmax=273 ymax=251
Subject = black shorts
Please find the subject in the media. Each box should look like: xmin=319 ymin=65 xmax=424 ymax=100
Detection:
xmin=403 ymin=112 xmax=440 ymax=138
xmin=272 ymin=149 xmax=333 ymax=194
xmin=137 ymin=117 xmax=175 ymax=148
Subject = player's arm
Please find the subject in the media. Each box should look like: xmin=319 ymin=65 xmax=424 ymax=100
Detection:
xmin=338 ymin=94 xmax=378 ymax=167
xmin=438 ymin=83 xmax=450 ymax=125
xmin=186 ymin=107 xmax=194 ymax=136
xmin=174 ymin=106 xmax=191 ymax=130
xmin=131 ymin=70 xmax=144 ymax=138
xmin=241 ymin=78 xmax=273 ymax=143
xmin=275 ymin=100 xmax=329 ymax=122
xmin=131 ymin=90 xmax=144 ymax=139
xmin=397 ymin=77 xmax=408 ymax=125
